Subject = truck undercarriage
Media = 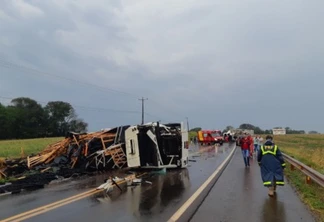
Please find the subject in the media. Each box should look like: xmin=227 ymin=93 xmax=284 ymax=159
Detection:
xmin=126 ymin=122 xmax=188 ymax=169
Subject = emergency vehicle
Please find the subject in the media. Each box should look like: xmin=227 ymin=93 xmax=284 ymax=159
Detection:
xmin=197 ymin=130 xmax=224 ymax=145
xmin=125 ymin=122 xmax=189 ymax=169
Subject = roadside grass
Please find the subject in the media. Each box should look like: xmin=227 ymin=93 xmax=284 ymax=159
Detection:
xmin=188 ymin=131 xmax=197 ymax=140
xmin=274 ymin=135 xmax=324 ymax=174
xmin=274 ymin=134 xmax=324 ymax=221
xmin=0 ymin=137 xmax=63 ymax=158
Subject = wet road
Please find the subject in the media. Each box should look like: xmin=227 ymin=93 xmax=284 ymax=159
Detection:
xmin=0 ymin=143 xmax=235 ymax=222
xmin=191 ymin=148 xmax=316 ymax=222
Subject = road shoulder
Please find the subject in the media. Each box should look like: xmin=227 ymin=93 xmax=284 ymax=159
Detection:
xmin=190 ymin=148 xmax=316 ymax=222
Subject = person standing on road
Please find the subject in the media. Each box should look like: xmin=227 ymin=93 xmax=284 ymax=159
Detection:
xmin=258 ymin=136 xmax=263 ymax=150
xmin=240 ymin=134 xmax=251 ymax=167
xmin=247 ymin=134 xmax=254 ymax=158
xmin=257 ymin=135 xmax=286 ymax=196
xmin=228 ymin=134 xmax=232 ymax=142
xmin=253 ymin=135 xmax=259 ymax=155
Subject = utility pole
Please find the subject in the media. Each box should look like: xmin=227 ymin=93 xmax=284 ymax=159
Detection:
xmin=186 ymin=117 xmax=190 ymax=131
xmin=139 ymin=97 xmax=148 ymax=124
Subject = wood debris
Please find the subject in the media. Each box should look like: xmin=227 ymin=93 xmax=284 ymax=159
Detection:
xmin=0 ymin=125 xmax=130 ymax=180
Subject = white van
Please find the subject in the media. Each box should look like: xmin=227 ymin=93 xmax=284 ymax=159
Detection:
xmin=125 ymin=122 xmax=189 ymax=169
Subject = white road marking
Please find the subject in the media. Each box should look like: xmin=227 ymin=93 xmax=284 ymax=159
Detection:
xmin=168 ymin=145 xmax=237 ymax=222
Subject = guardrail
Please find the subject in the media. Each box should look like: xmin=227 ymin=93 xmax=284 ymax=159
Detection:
xmin=282 ymin=153 xmax=324 ymax=187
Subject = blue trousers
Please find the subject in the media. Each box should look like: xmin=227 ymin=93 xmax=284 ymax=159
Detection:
xmin=241 ymin=149 xmax=250 ymax=166
xmin=254 ymin=144 xmax=259 ymax=152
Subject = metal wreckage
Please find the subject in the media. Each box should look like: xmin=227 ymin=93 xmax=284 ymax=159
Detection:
xmin=0 ymin=122 xmax=189 ymax=194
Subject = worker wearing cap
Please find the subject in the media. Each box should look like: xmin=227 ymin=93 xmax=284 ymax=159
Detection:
xmin=257 ymin=135 xmax=286 ymax=196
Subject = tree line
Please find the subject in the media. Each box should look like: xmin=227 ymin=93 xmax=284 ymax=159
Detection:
xmin=224 ymin=124 xmax=310 ymax=134
xmin=0 ymin=97 xmax=88 ymax=140
xmin=189 ymin=124 xmax=317 ymax=134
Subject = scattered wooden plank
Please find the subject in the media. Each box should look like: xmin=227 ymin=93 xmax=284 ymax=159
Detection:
xmin=14 ymin=130 xmax=122 ymax=172
xmin=41 ymin=167 xmax=51 ymax=173
xmin=0 ymin=170 xmax=6 ymax=178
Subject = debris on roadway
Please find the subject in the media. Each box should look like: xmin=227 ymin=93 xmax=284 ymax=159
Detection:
xmin=96 ymin=172 xmax=152 ymax=196
xmin=0 ymin=121 xmax=189 ymax=194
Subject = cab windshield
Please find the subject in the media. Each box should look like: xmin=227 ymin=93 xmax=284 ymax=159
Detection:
xmin=211 ymin=133 xmax=221 ymax=137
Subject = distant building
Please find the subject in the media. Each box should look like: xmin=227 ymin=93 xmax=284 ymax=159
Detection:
xmin=272 ymin=128 xmax=286 ymax=135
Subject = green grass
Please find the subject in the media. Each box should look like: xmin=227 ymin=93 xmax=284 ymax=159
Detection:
xmin=188 ymin=131 xmax=197 ymax=140
xmin=274 ymin=134 xmax=324 ymax=221
xmin=0 ymin=137 xmax=63 ymax=158
xmin=274 ymin=135 xmax=324 ymax=174
xmin=284 ymin=164 xmax=324 ymax=222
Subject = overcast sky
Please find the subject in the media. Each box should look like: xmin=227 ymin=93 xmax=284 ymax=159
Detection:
xmin=0 ymin=0 xmax=324 ymax=132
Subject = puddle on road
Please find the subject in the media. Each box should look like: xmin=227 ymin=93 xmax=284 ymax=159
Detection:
xmin=87 ymin=168 xmax=192 ymax=219
xmin=80 ymin=144 xmax=234 ymax=221
xmin=195 ymin=144 xmax=230 ymax=159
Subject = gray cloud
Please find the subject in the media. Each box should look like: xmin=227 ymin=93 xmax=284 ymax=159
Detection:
xmin=0 ymin=0 xmax=324 ymax=132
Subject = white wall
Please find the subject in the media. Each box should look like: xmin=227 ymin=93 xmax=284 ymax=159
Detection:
xmin=272 ymin=129 xmax=286 ymax=135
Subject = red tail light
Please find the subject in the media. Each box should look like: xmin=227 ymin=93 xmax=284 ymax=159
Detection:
xmin=184 ymin=141 xmax=189 ymax=149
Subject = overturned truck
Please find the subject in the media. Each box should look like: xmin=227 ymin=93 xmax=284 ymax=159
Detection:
xmin=125 ymin=122 xmax=189 ymax=169
xmin=86 ymin=121 xmax=189 ymax=170
xmin=1 ymin=121 xmax=189 ymax=178
xmin=0 ymin=122 xmax=188 ymax=193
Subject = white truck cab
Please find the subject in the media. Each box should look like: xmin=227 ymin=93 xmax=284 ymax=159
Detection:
xmin=125 ymin=122 xmax=189 ymax=169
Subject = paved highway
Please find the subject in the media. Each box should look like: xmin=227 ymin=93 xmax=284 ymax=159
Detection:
xmin=191 ymin=148 xmax=316 ymax=222
xmin=0 ymin=143 xmax=234 ymax=222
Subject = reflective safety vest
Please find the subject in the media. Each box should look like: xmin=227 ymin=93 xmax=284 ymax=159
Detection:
xmin=260 ymin=145 xmax=277 ymax=155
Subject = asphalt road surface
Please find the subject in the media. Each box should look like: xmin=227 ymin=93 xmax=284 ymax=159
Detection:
xmin=191 ymin=148 xmax=316 ymax=222
xmin=0 ymin=143 xmax=235 ymax=222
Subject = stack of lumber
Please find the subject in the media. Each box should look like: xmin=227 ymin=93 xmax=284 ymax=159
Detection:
xmin=0 ymin=126 xmax=130 ymax=181
xmin=27 ymin=130 xmax=119 ymax=169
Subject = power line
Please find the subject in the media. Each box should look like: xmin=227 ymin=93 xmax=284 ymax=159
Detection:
xmin=0 ymin=58 xmax=139 ymax=98
xmin=0 ymin=57 xmax=186 ymax=117
xmin=0 ymin=95 xmax=165 ymax=121
xmin=0 ymin=57 xmax=190 ymax=123
xmin=0 ymin=96 xmax=138 ymax=114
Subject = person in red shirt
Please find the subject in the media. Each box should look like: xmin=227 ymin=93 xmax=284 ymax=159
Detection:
xmin=247 ymin=135 xmax=254 ymax=158
xmin=240 ymin=134 xmax=251 ymax=167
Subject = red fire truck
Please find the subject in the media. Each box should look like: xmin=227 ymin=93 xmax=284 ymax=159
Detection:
xmin=197 ymin=130 xmax=224 ymax=145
